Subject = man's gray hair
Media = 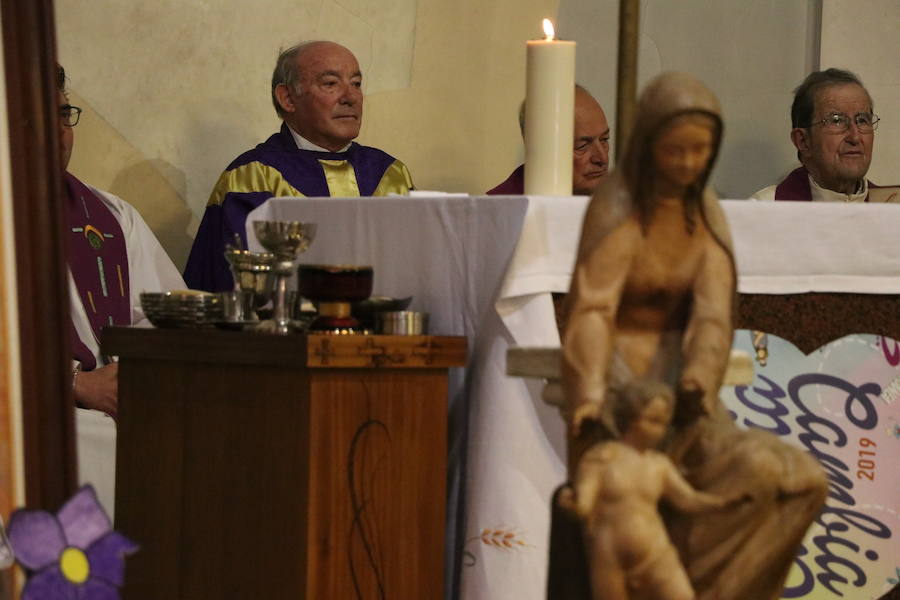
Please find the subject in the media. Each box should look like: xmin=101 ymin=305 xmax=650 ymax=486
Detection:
xmin=791 ymin=68 xmax=871 ymax=129
xmin=271 ymin=41 xmax=318 ymax=117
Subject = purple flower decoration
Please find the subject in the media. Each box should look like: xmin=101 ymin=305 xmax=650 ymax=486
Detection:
xmin=7 ymin=485 xmax=138 ymax=599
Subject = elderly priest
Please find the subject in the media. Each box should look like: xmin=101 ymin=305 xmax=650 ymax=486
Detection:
xmin=487 ymin=85 xmax=610 ymax=196
xmin=184 ymin=40 xmax=414 ymax=291
xmin=753 ymin=68 xmax=885 ymax=202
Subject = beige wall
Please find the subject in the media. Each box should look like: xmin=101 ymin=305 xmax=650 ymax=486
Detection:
xmin=821 ymin=0 xmax=899 ymax=186
xmin=58 ymin=0 xmax=559 ymax=269
xmin=59 ymin=1 xmax=899 ymax=271
xmin=556 ymin=1 xmax=898 ymax=198
xmin=66 ymin=90 xmax=196 ymax=271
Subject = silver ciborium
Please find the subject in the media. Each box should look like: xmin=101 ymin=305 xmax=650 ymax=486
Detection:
xmin=252 ymin=221 xmax=316 ymax=334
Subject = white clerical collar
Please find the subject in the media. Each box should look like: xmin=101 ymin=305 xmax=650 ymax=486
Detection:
xmin=808 ymin=174 xmax=868 ymax=203
xmin=287 ymin=125 xmax=351 ymax=153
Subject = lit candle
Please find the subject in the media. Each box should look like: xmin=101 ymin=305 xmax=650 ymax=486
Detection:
xmin=524 ymin=18 xmax=575 ymax=196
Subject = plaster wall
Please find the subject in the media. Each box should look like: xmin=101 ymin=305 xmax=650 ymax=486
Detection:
xmin=559 ymin=0 xmax=898 ymax=198
xmin=57 ymin=1 xmax=899 ymax=270
xmin=821 ymin=0 xmax=899 ymax=186
xmin=559 ymin=0 xmax=819 ymax=199
xmin=57 ymin=0 xmax=559 ymax=269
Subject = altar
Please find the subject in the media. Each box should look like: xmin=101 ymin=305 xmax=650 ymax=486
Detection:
xmin=247 ymin=195 xmax=900 ymax=600
xmin=72 ymin=194 xmax=900 ymax=596
xmin=109 ymin=329 xmax=466 ymax=599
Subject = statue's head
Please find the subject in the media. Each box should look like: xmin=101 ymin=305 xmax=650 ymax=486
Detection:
xmin=649 ymin=112 xmax=718 ymax=198
xmin=621 ymin=72 xmax=722 ymax=223
xmin=614 ymin=380 xmax=675 ymax=450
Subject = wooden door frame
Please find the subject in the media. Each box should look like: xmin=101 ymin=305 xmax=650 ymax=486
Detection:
xmin=1 ymin=0 xmax=77 ymax=510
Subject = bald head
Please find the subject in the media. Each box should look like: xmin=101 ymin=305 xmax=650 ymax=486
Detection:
xmin=518 ymin=85 xmax=610 ymax=195
xmin=572 ymin=87 xmax=610 ymax=194
xmin=272 ymin=41 xmax=363 ymax=151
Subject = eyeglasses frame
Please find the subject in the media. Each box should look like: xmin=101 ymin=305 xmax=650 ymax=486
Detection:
xmin=59 ymin=104 xmax=82 ymax=128
xmin=804 ymin=111 xmax=880 ymax=134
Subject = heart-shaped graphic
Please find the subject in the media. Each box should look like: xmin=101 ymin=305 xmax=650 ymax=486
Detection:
xmin=722 ymin=331 xmax=900 ymax=599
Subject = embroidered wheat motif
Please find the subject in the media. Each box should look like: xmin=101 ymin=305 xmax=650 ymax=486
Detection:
xmin=478 ymin=527 xmax=529 ymax=549
xmin=463 ymin=525 xmax=531 ymax=567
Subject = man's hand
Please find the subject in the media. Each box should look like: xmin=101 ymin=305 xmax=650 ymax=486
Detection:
xmin=73 ymin=363 xmax=118 ymax=418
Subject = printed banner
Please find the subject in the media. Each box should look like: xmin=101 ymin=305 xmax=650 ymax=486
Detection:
xmin=721 ymin=331 xmax=900 ymax=600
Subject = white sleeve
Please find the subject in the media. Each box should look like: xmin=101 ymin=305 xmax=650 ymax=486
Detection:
xmin=89 ymin=187 xmax=186 ymax=326
xmin=749 ymin=184 xmax=777 ymax=202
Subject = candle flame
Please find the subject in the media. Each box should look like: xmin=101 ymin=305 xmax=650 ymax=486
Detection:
xmin=542 ymin=18 xmax=555 ymax=40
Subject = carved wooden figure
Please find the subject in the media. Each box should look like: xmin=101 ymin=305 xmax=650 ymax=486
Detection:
xmin=560 ymin=72 xmax=827 ymax=600
xmin=561 ymin=381 xmax=745 ymax=600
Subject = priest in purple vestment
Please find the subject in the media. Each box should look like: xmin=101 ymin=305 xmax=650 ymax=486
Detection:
xmin=184 ymin=41 xmax=414 ymax=292
xmin=58 ymin=66 xmax=185 ymax=417
xmin=752 ymin=68 xmax=889 ymax=202
xmin=59 ymin=66 xmax=185 ymax=513
xmin=487 ymin=85 xmax=610 ymax=196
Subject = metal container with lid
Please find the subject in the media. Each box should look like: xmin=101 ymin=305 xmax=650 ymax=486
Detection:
xmin=376 ymin=311 xmax=429 ymax=335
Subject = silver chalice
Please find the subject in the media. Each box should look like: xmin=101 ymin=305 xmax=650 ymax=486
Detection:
xmin=224 ymin=248 xmax=275 ymax=321
xmin=252 ymin=221 xmax=317 ymax=334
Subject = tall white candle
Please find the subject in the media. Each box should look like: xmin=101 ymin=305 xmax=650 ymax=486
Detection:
xmin=524 ymin=19 xmax=575 ymax=196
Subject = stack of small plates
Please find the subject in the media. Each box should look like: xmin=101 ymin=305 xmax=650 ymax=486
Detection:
xmin=140 ymin=291 xmax=224 ymax=329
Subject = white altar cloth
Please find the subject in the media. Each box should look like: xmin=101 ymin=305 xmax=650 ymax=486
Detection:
xmin=462 ymin=197 xmax=900 ymax=600
xmin=248 ymin=195 xmax=531 ymax=598
xmin=247 ymin=196 xmax=900 ymax=599
xmin=726 ymin=200 xmax=900 ymax=294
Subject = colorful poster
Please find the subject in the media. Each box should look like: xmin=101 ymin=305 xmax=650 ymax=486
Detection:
xmin=721 ymin=331 xmax=900 ymax=600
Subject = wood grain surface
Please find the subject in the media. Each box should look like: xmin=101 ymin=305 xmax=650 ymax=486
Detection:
xmin=103 ymin=328 xmax=466 ymax=369
xmin=112 ymin=331 xmax=462 ymax=599
xmin=1 ymin=0 xmax=76 ymax=514
xmin=554 ymin=292 xmax=900 ymax=354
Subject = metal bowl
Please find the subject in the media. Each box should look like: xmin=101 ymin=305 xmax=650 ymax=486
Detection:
xmin=140 ymin=291 xmax=224 ymax=328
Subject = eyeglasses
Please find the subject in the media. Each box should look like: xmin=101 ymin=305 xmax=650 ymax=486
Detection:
xmin=59 ymin=104 xmax=82 ymax=127
xmin=806 ymin=112 xmax=880 ymax=133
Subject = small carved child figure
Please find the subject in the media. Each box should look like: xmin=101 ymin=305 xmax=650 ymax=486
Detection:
xmin=558 ymin=381 xmax=741 ymax=600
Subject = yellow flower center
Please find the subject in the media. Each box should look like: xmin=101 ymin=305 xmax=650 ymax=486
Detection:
xmin=59 ymin=547 xmax=90 ymax=584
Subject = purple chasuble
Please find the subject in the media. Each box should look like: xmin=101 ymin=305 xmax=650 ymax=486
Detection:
xmin=774 ymin=167 xmax=813 ymax=201
xmin=64 ymin=173 xmax=130 ymax=370
xmin=774 ymin=166 xmax=878 ymax=201
xmin=487 ymin=164 xmax=525 ymax=195
xmin=184 ymin=124 xmax=409 ymax=291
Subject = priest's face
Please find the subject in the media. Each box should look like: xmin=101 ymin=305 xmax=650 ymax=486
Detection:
xmin=572 ymin=89 xmax=610 ymax=195
xmin=58 ymin=91 xmax=73 ymax=171
xmin=793 ymin=83 xmax=874 ymax=195
xmin=284 ymin=42 xmax=363 ymax=152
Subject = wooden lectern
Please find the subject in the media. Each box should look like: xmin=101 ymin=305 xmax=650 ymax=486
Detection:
xmin=103 ymin=328 xmax=466 ymax=599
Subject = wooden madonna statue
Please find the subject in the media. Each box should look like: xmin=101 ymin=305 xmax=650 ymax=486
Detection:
xmin=555 ymin=72 xmax=828 ymax=600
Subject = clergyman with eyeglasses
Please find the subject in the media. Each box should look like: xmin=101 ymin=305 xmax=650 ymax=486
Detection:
xmin=58 ymin=65 xmax=185 ymax=512
xmin=59 ymin=63 xmax=185 ymax=417
xmin=752 ymin=68 xmax=889 ymax=202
